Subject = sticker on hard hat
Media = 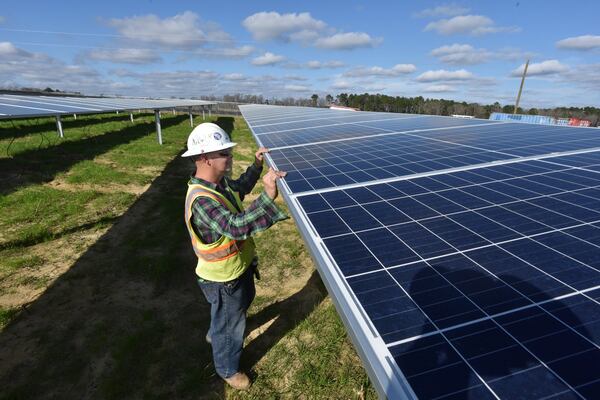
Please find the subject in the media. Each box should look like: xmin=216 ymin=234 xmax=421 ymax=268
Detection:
xmin=213 ymin=132 xmax=222 ymax=140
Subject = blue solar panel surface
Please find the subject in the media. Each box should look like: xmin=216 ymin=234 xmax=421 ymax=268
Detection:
xmin=240 ymin=104 xmax=600 ymax=400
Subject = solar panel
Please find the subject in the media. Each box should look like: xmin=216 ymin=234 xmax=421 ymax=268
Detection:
xmin=0 ymin=94 xmax=215 ymax=119
xmin=239 ymin=105 xmax=600 ymax=399
xmin=1 ymin=94 xmax=217 ymax=144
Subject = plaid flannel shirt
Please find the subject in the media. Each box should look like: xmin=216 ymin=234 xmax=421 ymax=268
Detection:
xmin=189 ymin=163 xmax=288 ymax=243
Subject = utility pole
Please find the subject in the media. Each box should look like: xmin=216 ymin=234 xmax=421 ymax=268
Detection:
xmin=514 ymin=59 xmax=529 ymax=115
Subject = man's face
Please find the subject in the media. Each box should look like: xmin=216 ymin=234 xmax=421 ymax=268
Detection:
xmin=205 ymin=148 xmax=233 ymax=174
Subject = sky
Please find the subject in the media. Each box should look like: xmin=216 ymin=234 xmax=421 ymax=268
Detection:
xmin=0 ymin=0 xmax=599 ymax=108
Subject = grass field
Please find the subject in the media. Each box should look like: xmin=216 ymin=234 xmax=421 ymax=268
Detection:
xmin=0 ymin=112 xmax=377 ymax=399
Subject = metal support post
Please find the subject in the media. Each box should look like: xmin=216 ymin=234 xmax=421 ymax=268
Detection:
xmin=208 ymin=106 xmax=212 ymax=118
xmin=189 ymin=107 xmax=193 ymax=127
xmin=56 ymin=115 xmax=64 ymax=138
xmin=202 ymin=106 xmax=205 ymax=120
xmin=73 ymin=114 xmax=77 ymax=120
xmin=130 ymin=113 xmax=134 ymax=123
xmin=173 ymin=108 xmax=176 ymax=115
xmin=154 ymin=110 xmax=163 ymax=145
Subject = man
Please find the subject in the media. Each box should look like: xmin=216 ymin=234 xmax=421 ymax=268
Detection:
xmin=182 ymin=122 xmax=287 ymax=390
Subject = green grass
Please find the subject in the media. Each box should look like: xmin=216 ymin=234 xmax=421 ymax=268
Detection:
xmin=63 ymin=160 xmax=152 ymax=186
xmin=0 ymin=186 xmax=134 ymax=251
xmin=0 ymin=112 xmax=376 ymax=399
xmin=0 ymin=306 xmax=19 ymax=330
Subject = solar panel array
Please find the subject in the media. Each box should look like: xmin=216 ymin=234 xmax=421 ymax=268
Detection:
xmin=0 ymin=94 xmax=215 ymax=119
xmin=240 ymin=105 xmax=600 ymax=400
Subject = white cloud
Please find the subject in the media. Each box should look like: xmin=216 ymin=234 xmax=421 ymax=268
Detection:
xmin=112 ymin=70 xmax=219 ymax=96
xmin=416 ymin=69 xmax=474 ymax=82
xmin=284 ymin=75 xmax=308 ymax=81
xmin=510 ymin=60 xmax=568 ymax=77
xmin=330 ymin=80 xmax=354 ymax=89
xmin=416 ymin=4 xmax=470 ymax=18
xmin=423 ymin=84 xmax=456 ymax=92
xmin=242 ymin=12 xmax=326 ymax=41
xmin=306 ymin=60 xmax=345 ymax=69
xmin=425 ymin=15 xmax=520 ymax=36
xmin=195 ymin=45 xmax=255 ymax=58
xmin=104 ymin=12 xmax=250 ymax=60
xmin=284 ymin=84 xmax=311 ymax=92
xmin=344 ymin=64 xmax=417 ymax=77
xmin=87 ymin=48 xmax=161 ymax=64
xmin=0 ymin=42 xmax=111 ymax=94
xmin=430 ymin=44 xmax=490 ymax=65
xmin=430 ymin=44 xmax=535 ymax=66
xmin=251 ymin=52 xmax=286 ymax=66
xmin=561 ymin=63 xmax=600 ymax=91
xmin=0 ymin=41 xmax=32 ymax=58
xmin=242 ymin=11 xmax=380 ymax=50
xmin=223 ymin=73 xmax=245 ymax=80
xmin=284 ymin=60 xmax=345 ymax=69
xmin=108 ymin=12 xmax=208 ymax=48
xmin=0 ymin=16 xmax=5 ymax=24
xmin=315 ymin=32 xmax=382 ymax=50
xmin=556 ymin=35 xmax=600 ymax=51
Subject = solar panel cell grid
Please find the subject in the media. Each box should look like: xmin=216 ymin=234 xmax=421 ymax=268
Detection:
xmin=269 ymin=133 xmax=520 ymax=192
xmin=239 ymin=105 xmax=600 ymax=399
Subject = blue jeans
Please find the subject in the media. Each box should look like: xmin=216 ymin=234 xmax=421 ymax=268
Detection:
xmin=198 ymin=266 xmax=256 ymax=379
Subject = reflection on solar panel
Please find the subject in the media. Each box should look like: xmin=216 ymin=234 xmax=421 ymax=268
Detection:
xmin=240 ymin=105 xmax=600 ymax=399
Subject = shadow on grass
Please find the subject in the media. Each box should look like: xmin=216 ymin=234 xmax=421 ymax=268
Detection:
xmin=243 ymin=270 xmax=327 ymax=371
xmin=0 ymin=114 xmax=187 ymax=196
xmin=0 ymin=113 xmax=147 ymax=140
xmin=0 ymin=149 xmax=225 ymax=399
xmin=0 ymin=215 xmax=120 ymax=251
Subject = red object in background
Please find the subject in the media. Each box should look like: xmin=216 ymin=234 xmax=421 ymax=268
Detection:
xmin=569 ymin=118 xmax=592 ymax=127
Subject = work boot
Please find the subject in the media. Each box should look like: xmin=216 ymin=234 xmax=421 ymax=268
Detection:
xmin=224 ymin=372 xmax=251 ymax=390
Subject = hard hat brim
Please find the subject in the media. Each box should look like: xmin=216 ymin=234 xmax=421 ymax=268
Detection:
xmin=181 ymin=141 xmax=237 ymax=157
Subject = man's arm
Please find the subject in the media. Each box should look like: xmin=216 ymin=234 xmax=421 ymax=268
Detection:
xmin=227 ymin=147 xmax=269 ymax=197
xmin=192 ymin=191 xmax=288 ymax=241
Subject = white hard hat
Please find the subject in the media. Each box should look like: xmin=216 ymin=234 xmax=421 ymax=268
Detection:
xmin=181 ymin=122 xmax=237 ymax=157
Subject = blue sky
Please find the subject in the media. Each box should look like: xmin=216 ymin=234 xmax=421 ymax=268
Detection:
xmin=1 ymin=0 xmax=599 ymax=108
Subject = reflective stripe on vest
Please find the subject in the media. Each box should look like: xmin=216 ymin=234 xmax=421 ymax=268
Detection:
xmin=185 ymin=187 xmax=245 ymax=262
xmin=185 ymin=181 xmax=256 ymax=282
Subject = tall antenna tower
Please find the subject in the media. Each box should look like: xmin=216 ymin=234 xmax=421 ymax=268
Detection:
xmin=514 ymin=59 xmax=530 ymax=114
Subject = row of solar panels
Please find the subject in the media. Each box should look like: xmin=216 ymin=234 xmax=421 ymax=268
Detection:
xmin=240 ymin=105 xmax=600 ymax=399
xmin=0 ymin=94 xmax=215 ymax=119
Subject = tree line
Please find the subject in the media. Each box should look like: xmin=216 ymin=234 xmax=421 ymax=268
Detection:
xmin=211 ymin=93 xmax=599 ymax=127
xmin=331 ymin=93 xmax=600 ymax=126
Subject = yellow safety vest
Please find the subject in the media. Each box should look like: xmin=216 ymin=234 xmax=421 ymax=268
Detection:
xmin=185 ymin=180 xmax=256 ymax=282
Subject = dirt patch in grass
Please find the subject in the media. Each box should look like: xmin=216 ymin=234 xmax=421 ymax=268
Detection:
xmin=0 ymin=225 xmax=110 ymax=307
xmin=45 ymin=178 xmax=151 ymax=196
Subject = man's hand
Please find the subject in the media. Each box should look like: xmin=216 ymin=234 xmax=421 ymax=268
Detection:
xmin=262 ymin=168 xmax=287 ymax=199
xmin=254 ymin=147 xmax=269 ymax=167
